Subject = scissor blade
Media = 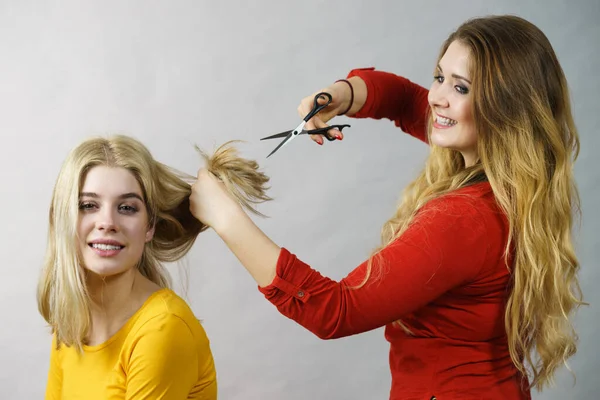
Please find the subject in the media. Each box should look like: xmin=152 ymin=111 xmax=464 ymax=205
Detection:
xmin=261 ymin=130 xmax=292 ymax=140
xmin=265 ymin=121 xmax=305 ymax=158
xmin=266 ymin=134 xmax=294 ymax=158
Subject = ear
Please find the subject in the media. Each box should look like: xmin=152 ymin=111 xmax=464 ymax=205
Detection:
xmin=145 ymin=224 xmax=155 ymax=243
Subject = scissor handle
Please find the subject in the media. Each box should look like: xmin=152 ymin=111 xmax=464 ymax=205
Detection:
xmin=308 ymin=124 xmax=351 ymax=141
xmin=303 ymin=92 xmax=333 ymax=122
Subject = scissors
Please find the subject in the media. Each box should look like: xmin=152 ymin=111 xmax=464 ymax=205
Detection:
xmin=261 ymin=92 xmax=351 ymax=158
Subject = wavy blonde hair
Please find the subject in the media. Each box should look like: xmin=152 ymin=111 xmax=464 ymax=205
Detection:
xmin=37 ymin=135 xmax=271 ymax=351
xmin=362 ymin=15 xmax=583 ymax=390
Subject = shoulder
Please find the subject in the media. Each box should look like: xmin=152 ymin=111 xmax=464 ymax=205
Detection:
xmin=128 ymin=289 xmax=211 ymax=350
xmin=402 ymin=182 xmax=507 ymax=253
xmin=118 ymin=290 xmax=217 ymax=395
xmin=416 ymin=182 xmax=503 ymax=225
xmin=136 ymin=288 xmax=197 ymax=322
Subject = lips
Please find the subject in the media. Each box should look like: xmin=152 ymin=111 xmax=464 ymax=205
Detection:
xmin=88 ymin=239 xmax=125 ymax=256
xmin=89 ymin=239 xmax=124 ymax=247
xmin=433 ymin=114 xmax=457 ymax=127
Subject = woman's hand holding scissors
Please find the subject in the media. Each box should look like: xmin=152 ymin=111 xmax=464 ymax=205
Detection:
xmin=297 ymin=77 xmax=367 ymax=145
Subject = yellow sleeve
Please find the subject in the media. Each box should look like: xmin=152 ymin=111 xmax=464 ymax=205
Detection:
xmin=124 ymin=313 xmax=216 ymax=400
xmin=44 ymin=334 xmax=62 ymax=400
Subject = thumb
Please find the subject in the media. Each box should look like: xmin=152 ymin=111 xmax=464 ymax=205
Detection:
xmin=306 ymin=115 xmax=328 ymax=131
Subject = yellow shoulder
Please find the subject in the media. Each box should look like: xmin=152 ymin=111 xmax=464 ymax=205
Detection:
xmin=128 ymin=288 xmax=212 ymax=352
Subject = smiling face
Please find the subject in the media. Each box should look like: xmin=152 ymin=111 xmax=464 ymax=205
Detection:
xmin=77 ymin=166 xmax=154 ymax=278
xmin=428 ymin=40 xmax=478 ymax=166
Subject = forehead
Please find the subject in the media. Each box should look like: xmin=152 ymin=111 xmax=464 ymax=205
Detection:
xmin=81 ymin=166 xmax=143 ymax=197
xmin=439 ymin=40 xmax=471 ymax=73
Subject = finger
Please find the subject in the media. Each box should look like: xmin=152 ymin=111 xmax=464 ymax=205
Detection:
xmin=328 ymin=129 xmax=343 ymax=141
xmin=315 ymin=92 xmax=331 ymax=106
xmin=306 ymin=115 xmax=329 ymax=132
xmin=297 ymin=95 xmax=314 ymax=119
xmin=298 ymin=102 xmax=314 ymax=129
xmin=309 ymin=116 xmax=331 ymax=145
xmin=312 ymin=118 xmax=345 ymax=142
xmin=298 ymin=104 xmax=321 ymax=145
xmin=315 ymin=130 xmax=342 ymax=142
xmin=309 ymin=133 xmax=323 ymax=145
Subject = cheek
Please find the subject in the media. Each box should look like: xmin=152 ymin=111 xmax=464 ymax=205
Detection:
xmin=456 ymin=97 xmax=473 ymax=123
xmin=458 ymin=100 xmax=477 ymax=136
xmin=77 ymin=215 xmax=92 ymax=238
xmin=126 ymin=221 xmax=152 ymax=244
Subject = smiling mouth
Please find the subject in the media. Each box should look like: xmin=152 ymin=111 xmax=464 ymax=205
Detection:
xmin=435 ymin=116 xmax=458 ymax=127
xmin=89 ymin=243 xmax=125 ymax=251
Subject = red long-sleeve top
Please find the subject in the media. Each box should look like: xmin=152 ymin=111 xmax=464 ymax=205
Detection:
xmin=258 ymin=68 xmax=531 ymax=399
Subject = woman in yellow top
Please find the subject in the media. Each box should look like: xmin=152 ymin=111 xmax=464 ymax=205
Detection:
xmin=37 ymin=135 xmax=270 ymax=399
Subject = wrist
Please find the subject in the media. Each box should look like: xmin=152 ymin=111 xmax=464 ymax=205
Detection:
xmin=213 ymin=203 xmax=246 ymax=238
xmin=345 ymin=76 xmax=367 ymax=116
xmin=334 ymin=79 xmax=354 ymax=115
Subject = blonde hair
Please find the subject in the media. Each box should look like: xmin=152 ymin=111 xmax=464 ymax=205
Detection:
xmin=362 ymin=15 xmax=583 ymax=390
xmin=37 ymin=135 xmax=271 ymax=351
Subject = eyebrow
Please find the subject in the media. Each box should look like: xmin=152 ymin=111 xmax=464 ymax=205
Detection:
xmin=437 ymin=64 xmax=472 ymax=84
xmin=79 ymin=192 xmax=144 ymax=202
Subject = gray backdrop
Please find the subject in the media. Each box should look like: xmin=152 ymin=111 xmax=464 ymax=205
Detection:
xmin=1 ymin=1 xmax=598 ymax=399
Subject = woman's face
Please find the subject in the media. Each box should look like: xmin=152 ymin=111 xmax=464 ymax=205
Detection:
xmin=77 ymin=166 xmax=154 ymax=278
xmin=428 ymin=40 xmax=478 ymax=166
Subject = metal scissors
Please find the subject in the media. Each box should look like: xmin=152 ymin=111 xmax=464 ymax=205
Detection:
xmin=261 ymin=92 xmax=351 ymax=158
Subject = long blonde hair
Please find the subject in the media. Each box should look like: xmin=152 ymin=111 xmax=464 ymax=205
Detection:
xmin=364 ymin=15 xmax=583 ymax=390
xmin=37 ymin=135 xmax=271 ymax=351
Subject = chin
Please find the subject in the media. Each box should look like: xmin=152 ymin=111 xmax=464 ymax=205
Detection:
xmin=430 ymin=131 xmax=453 ymax=149
xmin=430 ymin=131 xmax=466 ymax=152
xmin=81 ymin=254 xmax=135 ymax=278
xmin=80 ymin=245 xmax=141 ymax=278
xmin=83 ymin=263 xmax=133 ymax=278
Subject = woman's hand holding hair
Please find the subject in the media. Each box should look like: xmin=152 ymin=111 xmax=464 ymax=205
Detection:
xmin=189 ymin=141 xmax=279 ymax=287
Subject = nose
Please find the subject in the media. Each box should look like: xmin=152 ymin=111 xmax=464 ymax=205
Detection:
xmin=428 ymin=80 xmax=450 ymax=109
xmin=96 ymin=208 xmax=118 ymax=232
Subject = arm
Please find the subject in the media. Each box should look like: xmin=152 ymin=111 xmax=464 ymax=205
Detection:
xmin=215 ymin=194 xmax=491 ymax=339
xmin=346 ymin=67 xmax=430 ymax=143
xmin=44 ymin=334 xmax=62 ymax=400
xmin=125 ymin=314 xmax=216 ymax=400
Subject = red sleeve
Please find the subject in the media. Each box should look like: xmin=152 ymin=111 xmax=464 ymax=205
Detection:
xmin=347 ymin=67 xmax=430 ymax=144
xmin=258 ymin=194 xmax=493 ymax=339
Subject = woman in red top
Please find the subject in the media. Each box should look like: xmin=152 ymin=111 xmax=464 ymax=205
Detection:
xmin=189 ymin=15 xmax=583 ymax=399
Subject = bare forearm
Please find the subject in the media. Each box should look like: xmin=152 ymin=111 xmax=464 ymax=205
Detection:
xmin=215 ymin=210 xmax=280 ymax=287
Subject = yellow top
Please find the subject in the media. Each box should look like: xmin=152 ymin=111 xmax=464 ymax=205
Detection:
xmin=45 ymin=288 xmax=217 ymax=399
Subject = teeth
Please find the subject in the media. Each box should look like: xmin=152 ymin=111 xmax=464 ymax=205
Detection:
xmin=92 ymin=243 xmax=122 ymax=250
xmin=436 ymin=116 xmax=457 ymax=126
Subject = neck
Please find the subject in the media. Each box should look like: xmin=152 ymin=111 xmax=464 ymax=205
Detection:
xmin=88 ymin=268 xmax=138 ymax=315
xmin=461 ymin=151 xmax=478 ymax=168
xmin=85 ymin=268 xmax=157 ymax=345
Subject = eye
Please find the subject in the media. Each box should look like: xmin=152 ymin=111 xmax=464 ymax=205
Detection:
xmin=119 ymin=204 xmax=139 ymax=214
xmin=78 ymin=202 xmax=96 ymax=211
xmin=455 ymin=85 xmax=469 ymax=95
xmin=433 ymin=75 xmax=444 ymax=83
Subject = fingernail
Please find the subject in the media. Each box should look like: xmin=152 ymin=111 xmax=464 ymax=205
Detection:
xmin=335 ymin=134 xmax=342 ymax=140
xmin=317 ymin=139 xmax=323 ymax=145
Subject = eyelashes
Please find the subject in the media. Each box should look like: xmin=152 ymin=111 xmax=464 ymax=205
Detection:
xmin=433 ymin=75 xmax=469 ymax=95
xmin=78 ymin=202 xmax=139 ymax=214
xmin=79 ymin=202 xmax=94 ymax=210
